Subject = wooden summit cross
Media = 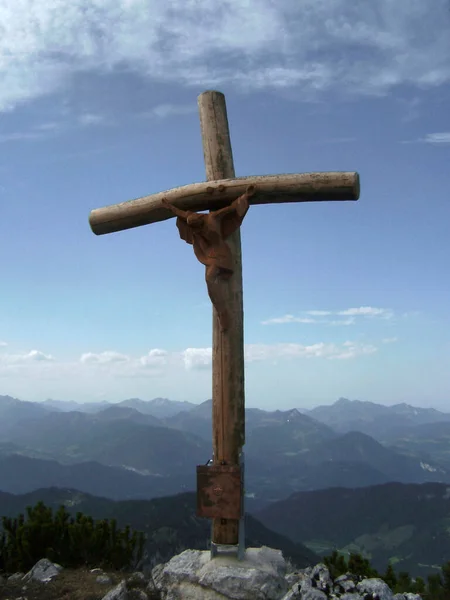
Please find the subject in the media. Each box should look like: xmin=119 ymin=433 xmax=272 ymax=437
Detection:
xmin=88 ymin=91 xmax=360 ymax=556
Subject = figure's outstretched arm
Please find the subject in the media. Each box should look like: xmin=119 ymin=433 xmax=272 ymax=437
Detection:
xmin=161 ymin=197 xmax=189 ymax=220
xmin=212 ymin=185 xmax=256 ymax=219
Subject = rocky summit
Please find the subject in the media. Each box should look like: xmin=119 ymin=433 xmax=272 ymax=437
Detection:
xmin=152 ymin=546 xmax=422 ymax=600
xmin=0 ymin=551 xmax=425 ymax=600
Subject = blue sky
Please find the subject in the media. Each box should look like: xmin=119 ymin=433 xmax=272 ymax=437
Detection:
xmin=0 ymin=0 xmax=449 ymax=410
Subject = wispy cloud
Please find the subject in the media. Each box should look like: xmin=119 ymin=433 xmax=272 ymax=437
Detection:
xmin=261 ymin=315 xmax=318 ymax=325
xmin=35 ymin=121 xmax=61 ymax=131
xmin=263 ymin=306 xmax=393 ymax=326
xmin=338 ymin=306 xmax=393 ymax=319
xmin=182 ymin=348 xmax=213 ymax=370
xmin=182 ymin=340 xmax=377 ymax=370
xmin=142 ymin=104 xmax=197 ymax=120
xmin=77 ymin=113 xmax=108 ymax=127
xmin=329 ymin=318 xmax=356 ymax=326
xmin=245 ymin=341 xmax=377 ymax=363
xmin=0 ymin=112 xmax=111 ymax=147
xmin=0 ymin=341 xmax=7 ymax=347
xmin=0 ymin=339 xmax=379 ymax=378
xmin=1 ymin=1 xmax=450 ymax=112
xmin=382 ymin=337 xmax=398 ymax=344
xmin=1 ymin=349 xmax=54 ymax=364
xmin=421 ymin=133 xmax=450 ymax=144
xmin=402 ymin=132 xmax=450 ymax=145
xmin=80 ymin=351 xmax=130 ymax=365
xmin=0 ymin=131 xmax=43 ymax=143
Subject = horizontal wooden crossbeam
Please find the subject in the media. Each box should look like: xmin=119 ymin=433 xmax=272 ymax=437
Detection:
xmin=89 ymin=171 xmax=360 ymax=235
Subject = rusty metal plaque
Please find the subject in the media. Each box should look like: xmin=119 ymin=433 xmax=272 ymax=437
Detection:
xmin=196 ymin=464 xmax=242 ymax=520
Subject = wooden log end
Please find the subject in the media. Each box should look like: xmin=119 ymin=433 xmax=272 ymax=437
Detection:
xmin=353 ymin=172 xmax=361 ymax=200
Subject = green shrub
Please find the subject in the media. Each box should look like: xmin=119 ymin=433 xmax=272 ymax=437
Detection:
xmin=322 ymin=550 xmax=450 ymax=598
xmin=0 ymin=500 xmax=145 ymax=574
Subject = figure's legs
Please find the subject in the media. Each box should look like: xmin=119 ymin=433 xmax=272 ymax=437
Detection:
xmin=205 ymin=265 xmax=230 ymax=332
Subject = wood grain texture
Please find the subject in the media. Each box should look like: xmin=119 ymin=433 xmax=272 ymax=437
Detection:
xmin=198 ymin=90 xmax=244 ymax=546
xmin=89 ymin=171 xmax=360 ymax=235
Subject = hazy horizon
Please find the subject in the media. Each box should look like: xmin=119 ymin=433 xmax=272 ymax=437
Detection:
xmin=3 ymin=394 xmax=448 ymax=414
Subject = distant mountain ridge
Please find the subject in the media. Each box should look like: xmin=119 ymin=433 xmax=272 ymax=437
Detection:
xmin=256 ymin=481 xmax=450 ymax=579
xmin=1 ymin=394 xmax=450 ymax=511
xmin=0 ymin=453 xmax=186 ymax=499
xmin=0 ymin=487 xmax=319 ymax=570
xmin=305 ymin=397 xmax=450 ymax=438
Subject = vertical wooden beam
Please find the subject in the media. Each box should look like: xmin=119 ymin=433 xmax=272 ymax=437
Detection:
xmin=197 ymin=91 xmax=245 ymax=545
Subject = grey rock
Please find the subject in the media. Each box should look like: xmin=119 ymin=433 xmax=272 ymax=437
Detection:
xmin=404 ymin=595 xmax=423 ymax=600
xmin=301 ymin=589 xmax=328 ymax=600
xmin=132 ymin=591 xmax=149 ymax=600
xmin=280 ymin=584 xmax=301 ymax=600
xmin=128 ymin=571 xmax=147 ymax=584
xmin=357 ymin=577 xmax=394 ymax=600
xmin=101 ymin=579 xmax=128 ymax=600
xmin=310 ymin=564 xmax=333 ymax=593
xmin=285 ymin=571 xmax=302 ymax=588
xmin=155 ymin=546 xmax=288 ymax=599
xmin=7 ymin=572 xmax=25 ymax=582
xmin=146 ymin=576 xmax=159 ymax=595
xmin=23 ymin=558 xmax=63 ymax=583
xmin=335 ymin=574 xmax=357 ymax=592
xmin=151 ymin=563 xmax=165 ymax=590
xmin=97 ymin=574 xmax=114 ymax=584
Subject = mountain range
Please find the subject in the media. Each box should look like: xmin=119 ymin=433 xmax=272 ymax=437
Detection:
xmin=1 ymin=481 xmax=447 ymax=579
xmin=1 ymin=394 xmax=449 ymax=580
xmin=0 ymin=394 xmax=449 ymax=510
xmin=304 ymin=396 xmax=450 ymax=439
xmin=256 ymin=481 xmax=450 ymax=579
xmin=41 ymin=396 xmax=197 ymax=418
xmin=0 ymin=487 xmax=318 ymax=570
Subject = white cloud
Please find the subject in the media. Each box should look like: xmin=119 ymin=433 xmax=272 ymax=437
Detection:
xmin=183 ymin=348 xmax=212 ymax=371
xmin=143 ymin=104 xmax=197 ymax=120
xmin=338 ymin=306 xmax=393 ymax=319
xmin=80 ymin=351 xmax=129 ymax=365
xmin=1 ymin=0 xmax=450 ymax=112
xmin=0 ymin=338 xmax=380 ymax=389
xmin=36 ymin=121 xmax=61 ymax=131
xmin=0 ymin=341 xmax=7 ymax=347
xmin=139 ymin=349 xmax=168 ymax=368
xmin=182 ymin=341 xmax=377 ymax=365
xmin=245 ymin=341 xmax=377 ymax=362
xmin=77 ymin=113 xmax=107 ymax=126
xmin=329 ymin=318 xmax=356 ymax=326
xmin=263 ymin=307 xmax=393 ymax=325
xmin=382 ymin=337 xmax=398 ymax=344
xmin=261 ymin=315 xmax=318 ymax=325
xmin=0 ymin=131 xmax=43 ymax=143
xmin=0 ymin=349 xmax=55 ymax=364
xmin=421 ymin=133 xmax=450 ymax=144
xmin=402 ymin=132 xmax=450 ymax=145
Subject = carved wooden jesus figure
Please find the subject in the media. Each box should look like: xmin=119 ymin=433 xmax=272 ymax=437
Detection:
xmin=161 ymin=185 xmax=255 ymax=332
